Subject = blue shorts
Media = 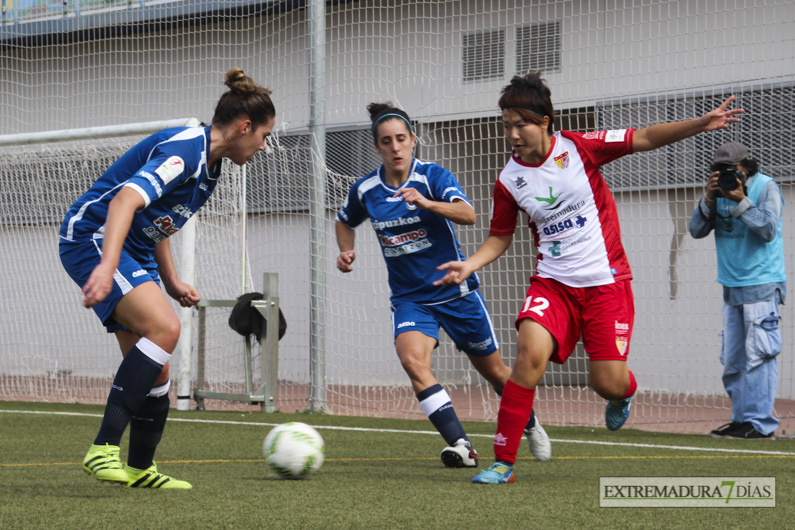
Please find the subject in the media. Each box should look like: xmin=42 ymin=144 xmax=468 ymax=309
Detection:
xmin=59 ymin=239 xmax=160 ymax=332
xmin=390 ymin=291 xmax=499 ymax=357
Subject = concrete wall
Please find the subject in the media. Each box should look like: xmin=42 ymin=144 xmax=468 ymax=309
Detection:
xmin=2 ymin=1 xmax=793 ymax=133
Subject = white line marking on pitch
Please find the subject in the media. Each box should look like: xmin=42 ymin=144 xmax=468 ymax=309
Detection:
xmin=2 ymin=409 xmax=793 ymax=456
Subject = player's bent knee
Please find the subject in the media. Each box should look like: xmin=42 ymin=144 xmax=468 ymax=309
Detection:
xmin=147 ymin=319 xmax=181 ymax=353
xmin=399 ymin=356 xmax=429 ymax=380
xmin=514 ymin=352 xmax=547 ymax=378
xmin=480 ymin=365 xmax=510 ymax=386
xmin=591 ymin=379 xmax=627 ymax=400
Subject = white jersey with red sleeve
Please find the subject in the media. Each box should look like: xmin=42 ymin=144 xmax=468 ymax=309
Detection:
xmin=489 ymin=129 xmax=636 ymax=288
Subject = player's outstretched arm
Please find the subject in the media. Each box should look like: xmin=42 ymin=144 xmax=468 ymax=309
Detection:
xmin=155 ymin=239 xmax=201 ymax=307
xmin=335 ymin=221 xmax=357 ymax=273
xmin=434 ymin=234 xmax=513 ymax=286
xmin=633 ymin=95 xmax=744 ymax=153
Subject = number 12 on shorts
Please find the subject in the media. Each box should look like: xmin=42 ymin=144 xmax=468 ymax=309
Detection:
xmin=522 ymin=296 xmax=549 ymax=317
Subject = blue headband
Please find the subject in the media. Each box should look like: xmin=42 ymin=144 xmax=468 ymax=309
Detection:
xmin=372 ymin=113 xmax=413 ymax=137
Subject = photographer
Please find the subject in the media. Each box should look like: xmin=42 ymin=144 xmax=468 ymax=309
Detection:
xmin=689 ymin=142 xmax=785 ymax=439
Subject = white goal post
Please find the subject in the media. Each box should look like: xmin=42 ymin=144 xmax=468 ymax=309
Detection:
xmin=0 ymin=119 xmax=201 ymax=146
xmin=1 ymin=0 xmax=793 ymax=435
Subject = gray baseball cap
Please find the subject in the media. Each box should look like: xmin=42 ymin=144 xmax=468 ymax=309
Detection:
xmin=713 ymin=142 xmax=749 ymax=165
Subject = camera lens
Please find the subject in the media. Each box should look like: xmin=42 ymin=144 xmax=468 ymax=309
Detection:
xmin=717 ymin=168 xmax=740 ymax=192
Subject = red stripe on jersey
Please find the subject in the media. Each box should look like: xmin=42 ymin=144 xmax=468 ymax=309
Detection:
xmin=583 ymin=163 xmax=632 ymax=282
xmin=563 ymin=131 xmax=633 ymax=283
xmin=489 ymin=178 xmax=521 ymax=236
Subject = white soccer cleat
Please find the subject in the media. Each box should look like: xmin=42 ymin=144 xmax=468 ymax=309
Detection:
xmin=440 ymin=438 xmax=478 ymax=468
xmin=524 ymin=420 xmax=551 ymax=461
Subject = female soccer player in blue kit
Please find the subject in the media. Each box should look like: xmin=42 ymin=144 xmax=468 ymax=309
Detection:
xmin=59 ymin=68 xmax=276 ymax=489
xmin=335 ymin=103 xmax=550 ymax=468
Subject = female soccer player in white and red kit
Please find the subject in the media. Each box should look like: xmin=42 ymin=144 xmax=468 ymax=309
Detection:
xmin=435 ymin=74 xmax=743 ymax=484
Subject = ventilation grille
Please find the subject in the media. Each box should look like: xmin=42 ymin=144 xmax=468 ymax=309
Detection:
xmin=463 ymin=29 xmax=505 ymax=82
xmin=517 ymin=21 xmax=562 ymax=74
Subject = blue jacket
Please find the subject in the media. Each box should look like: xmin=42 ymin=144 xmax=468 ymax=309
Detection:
xmin=689 ymin=172 xmax=786 ymax=302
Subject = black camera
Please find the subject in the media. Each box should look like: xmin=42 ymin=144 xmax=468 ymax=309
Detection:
xmin=714 ymin=164 xmax=744 ymax=193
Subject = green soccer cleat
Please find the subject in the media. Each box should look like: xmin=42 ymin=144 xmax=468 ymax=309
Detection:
xmin=472 ymin=462 xmax=516 ymax=484
xmin=124 ymin=463 xmax=193 ymax=489
xmin=83 ymin=444 xmax=130 ymax=484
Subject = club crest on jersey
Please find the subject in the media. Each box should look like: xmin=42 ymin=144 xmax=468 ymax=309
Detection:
xmin=554 ymin=151 xmax=569 ymax=169
xmin=155 ymin=156 xmax=185 ymax=185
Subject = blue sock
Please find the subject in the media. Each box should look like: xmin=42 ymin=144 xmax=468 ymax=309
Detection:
xmin=94 ymin=339 xmax=168 ymax=446
xmin=496 ymin=387 xmax=536 ymax=430
xmin=417 ymin=384 xmax=468 ymax=446
xmin=127 ymin=383 xmax=170 ymax=470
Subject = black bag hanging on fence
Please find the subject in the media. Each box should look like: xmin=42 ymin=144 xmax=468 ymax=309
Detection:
xmin=228 ymin=292 xmax=287 ymax=342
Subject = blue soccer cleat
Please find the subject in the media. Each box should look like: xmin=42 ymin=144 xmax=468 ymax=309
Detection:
xmin=605 ymin=397 xmax=633 ymax=431
xmin=472 ymin=462 xmax=515 ymax=484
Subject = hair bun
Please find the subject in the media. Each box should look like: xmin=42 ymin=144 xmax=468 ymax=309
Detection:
xmin=224 ymin=67 xmax=260 ymax=95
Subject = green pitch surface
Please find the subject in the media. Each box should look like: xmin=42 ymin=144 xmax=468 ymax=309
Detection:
xmin=1 ymin=402 xmax=793 ymax=528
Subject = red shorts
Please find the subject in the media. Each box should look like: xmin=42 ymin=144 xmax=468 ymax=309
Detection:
xmin=515 ymin=276 xmax=634 ymax=364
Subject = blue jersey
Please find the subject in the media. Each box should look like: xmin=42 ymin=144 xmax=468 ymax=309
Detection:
xmin=59 ymin=126 xmax=220 ymax=264
xmin=337 ymin=158 xmax=479 ymax=304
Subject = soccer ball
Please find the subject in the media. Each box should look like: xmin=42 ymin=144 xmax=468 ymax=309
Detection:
xmin=263 ymin=422 xmax=325 ymax=479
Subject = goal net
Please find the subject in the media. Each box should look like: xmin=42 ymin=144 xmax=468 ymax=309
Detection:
xmin=1 ymin=0 xmax=793 ymax=435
